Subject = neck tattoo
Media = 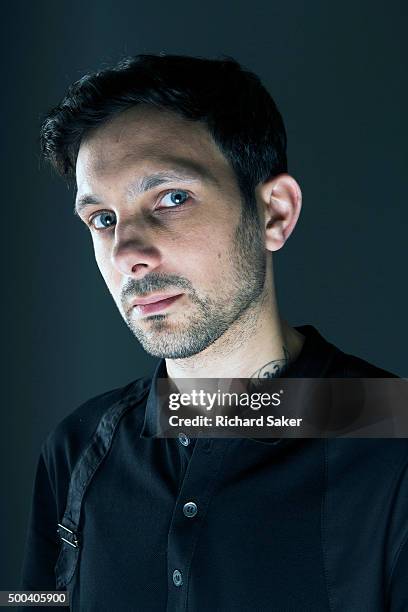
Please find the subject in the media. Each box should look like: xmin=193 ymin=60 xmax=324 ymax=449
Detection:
xmin=250 ymin=346 xmax=291 ymax=379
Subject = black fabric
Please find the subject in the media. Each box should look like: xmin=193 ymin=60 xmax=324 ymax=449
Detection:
xmin=19 ymin=325 xmax=408 ymax=611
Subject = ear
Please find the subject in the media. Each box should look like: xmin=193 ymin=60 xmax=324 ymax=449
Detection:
xmin=256 ymin=173 xmax=302 ymax=252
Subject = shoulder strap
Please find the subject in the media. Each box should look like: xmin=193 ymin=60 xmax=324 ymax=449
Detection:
xmin=55 ymin=381 xmax=150 ymax=589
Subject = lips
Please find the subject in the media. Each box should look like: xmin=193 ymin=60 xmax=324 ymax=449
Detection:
xmin=133 ymin=292 xmax=183 ymax=306
xmin=132 ymin=293 xmax=184 ymax=315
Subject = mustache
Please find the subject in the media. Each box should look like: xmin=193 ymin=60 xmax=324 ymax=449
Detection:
xmin=121 ymin=273 xmax=193 ymax=309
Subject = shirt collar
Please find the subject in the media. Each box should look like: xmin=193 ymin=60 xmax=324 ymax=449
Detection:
xmin=140 ymin=357 xmax=167 ymax=439
xmin=139 ymin=325 xmax=339 ymax=443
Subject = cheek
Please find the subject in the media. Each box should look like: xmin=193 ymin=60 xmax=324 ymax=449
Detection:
xmin=173 ymin=230 xmax=232 ymax=286
xmin=93 ymin=243 xmax=121 ymax=297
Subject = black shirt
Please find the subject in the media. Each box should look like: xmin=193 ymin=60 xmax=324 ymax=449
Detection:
xmin=20 ymin=325 xmax=408 ymax=611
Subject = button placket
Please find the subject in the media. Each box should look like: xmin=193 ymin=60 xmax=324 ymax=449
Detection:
xmin=166 ymin=438 xmax=230 ymax=612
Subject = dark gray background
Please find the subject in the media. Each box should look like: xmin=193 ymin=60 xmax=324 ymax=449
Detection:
xmin=1 ymin=0 xmax=406 ymax=588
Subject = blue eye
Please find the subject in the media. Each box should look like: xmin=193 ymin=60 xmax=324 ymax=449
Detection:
xmin=90 ymin=211 xmax=117 ymax=230
xmin=160 ymin=190 xmax=189 ymax=208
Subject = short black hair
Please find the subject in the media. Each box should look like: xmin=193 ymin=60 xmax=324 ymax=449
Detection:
xmin=40 ymin=53 xmax=288 ymax=213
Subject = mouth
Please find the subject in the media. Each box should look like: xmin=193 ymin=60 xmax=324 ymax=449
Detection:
xmin=131 ymin=293 xmax=184 ymax=316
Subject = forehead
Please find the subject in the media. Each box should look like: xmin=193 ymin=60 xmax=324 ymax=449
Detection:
xmin=76 ymin=105 xmax=233 ymax=189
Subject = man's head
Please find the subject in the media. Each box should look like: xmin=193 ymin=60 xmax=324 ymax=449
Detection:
xmin=41 ymin=54 xmax=301 ymax=359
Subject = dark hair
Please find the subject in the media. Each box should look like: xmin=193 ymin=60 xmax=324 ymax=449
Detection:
xmin=40 ymin=53 xmax=287 ymax=214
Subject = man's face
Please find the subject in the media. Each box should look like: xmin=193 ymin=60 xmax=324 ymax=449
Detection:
xmin=75 ymin=105 xmax=268 ymax=359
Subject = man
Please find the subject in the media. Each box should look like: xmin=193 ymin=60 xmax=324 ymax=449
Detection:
xmin=21 ymin=54 xmax=407 ymax=611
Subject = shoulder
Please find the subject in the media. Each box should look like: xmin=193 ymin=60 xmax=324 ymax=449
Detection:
xmin=40 ymin=376 xmax=151 ymax=493
xmin=298 ymin=325 xmax=399 ymax=378
xmin=331 ymin=349 xmax=398 ymax=378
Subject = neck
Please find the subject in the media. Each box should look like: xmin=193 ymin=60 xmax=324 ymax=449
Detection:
xmin=165 ymin=287 xmax=304 ymax=380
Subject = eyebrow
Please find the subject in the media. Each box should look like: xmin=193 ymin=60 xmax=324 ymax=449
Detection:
xmin=74 ymin=164 xmax=215 ymax=216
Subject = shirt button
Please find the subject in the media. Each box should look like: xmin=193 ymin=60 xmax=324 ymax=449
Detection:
xmin=183 ymin=501 xmax=198 ymax=518
xmin=172 ymin=569 xmax=183 ymax=587
xmin=178 ymin=432 xmax=190 ymax=446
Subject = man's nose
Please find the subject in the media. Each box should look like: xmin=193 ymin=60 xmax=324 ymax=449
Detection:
xmin=111 ymin=222 xmax=162 ymax=278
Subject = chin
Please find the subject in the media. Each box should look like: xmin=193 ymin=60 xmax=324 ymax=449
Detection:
xmin=139 ymin=334 xmax=210 ymax=360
